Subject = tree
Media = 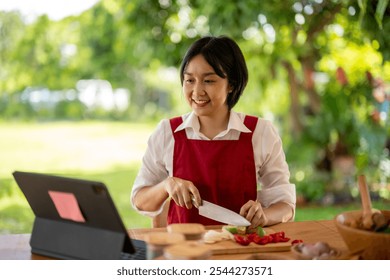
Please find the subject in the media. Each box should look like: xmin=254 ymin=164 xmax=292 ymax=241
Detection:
xmin=0 ymin=11 xmax=26 ymax=95
xmin=0 ymin=1 xmax=389 ymax=200
xmin=358 ymin=0 xmax=390 ymax=61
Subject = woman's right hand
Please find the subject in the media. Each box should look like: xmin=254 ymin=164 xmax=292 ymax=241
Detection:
xmin=165 ymin=177 xmax=201 ymax=209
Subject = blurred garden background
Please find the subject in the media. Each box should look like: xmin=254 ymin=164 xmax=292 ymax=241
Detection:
xmin=0 ymin=0 xmax=389 ymax=234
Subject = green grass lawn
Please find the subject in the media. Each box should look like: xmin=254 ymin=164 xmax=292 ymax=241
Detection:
xmin=294 ymin=201 xmax=390 ymax=221
xmin=1 ymin=121 xmax=389 ymax=234
xmin=0 ymin=121 xmax=156 ymax=234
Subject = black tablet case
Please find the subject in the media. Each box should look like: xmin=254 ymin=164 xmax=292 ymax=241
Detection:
xmin=13 ymin=171 xmax=138 ymax=260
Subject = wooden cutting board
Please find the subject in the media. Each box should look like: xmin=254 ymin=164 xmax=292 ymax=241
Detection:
xmin=204 ymin=229 xmax=292 ymax=255
xmin=205 ymin=240 xmax=291 ymax=255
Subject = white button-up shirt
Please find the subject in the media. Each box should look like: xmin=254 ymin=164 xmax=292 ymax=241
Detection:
xmin=131 ymin=111 xmax=296 ymax=217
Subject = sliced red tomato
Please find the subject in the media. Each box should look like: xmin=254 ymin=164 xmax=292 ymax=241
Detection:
xmin=246 ymin=233 xmax=258 ymax=242
xmin=256 ymin=236 xmax=270 ymax=245
xmin=233 ymin=230 xmax=294 ymax=246
xmin=251 ymin=234 xmax=263 ymax=244
xmin=291 ymin=239 xmax=304 ymax=245
xmin=234 ymin=234 xmax=251 ymax=246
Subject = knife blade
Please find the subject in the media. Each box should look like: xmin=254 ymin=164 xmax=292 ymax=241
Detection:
xmin=192 ymin=197 xmax=251 ymax=227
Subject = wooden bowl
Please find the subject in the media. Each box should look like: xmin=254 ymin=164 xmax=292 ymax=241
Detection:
xmin=335 ymin=210 xmax=390 ymax=259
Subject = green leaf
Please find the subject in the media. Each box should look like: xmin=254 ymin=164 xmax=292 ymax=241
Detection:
xmin=358 ymin=0 xmax=368 ymax=26
xmin=357 ymin=0 xmax=368 ymax=12
xmin=375 ymin=0 xmax=389 ymax=29
xmin=257 ymin=226 xmax=266 ymax=237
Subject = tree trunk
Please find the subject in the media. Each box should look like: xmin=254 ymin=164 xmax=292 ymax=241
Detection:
xmin=283 ymin=61 xmax=303 ymax=138
xmin=301 ymin=56 xmax=321 ymax=114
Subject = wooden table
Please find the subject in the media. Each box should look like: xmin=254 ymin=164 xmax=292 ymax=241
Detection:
xmin=0 ymin=220 xmax=349 ymax=260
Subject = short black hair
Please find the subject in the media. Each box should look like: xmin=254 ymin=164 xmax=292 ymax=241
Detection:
xmin=180 ymin=36 xmax=248 ymax=110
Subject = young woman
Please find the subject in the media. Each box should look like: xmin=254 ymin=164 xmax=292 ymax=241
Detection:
xmin=131 ymin=36 xmax=295 ymax=229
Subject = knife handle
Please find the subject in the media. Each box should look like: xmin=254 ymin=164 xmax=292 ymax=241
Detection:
xmin=190 ymin=194 xmax=201 ymax=208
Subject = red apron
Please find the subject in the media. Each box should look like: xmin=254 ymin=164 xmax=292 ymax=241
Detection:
xmin=167 ymin=115 xmax=258 ymax=225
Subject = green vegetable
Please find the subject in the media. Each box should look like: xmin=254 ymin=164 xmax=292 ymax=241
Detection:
xmin=222 ymin=226 xmax=238 ymax=234
xmin=257 ymin=226 xmax=266 ymax=237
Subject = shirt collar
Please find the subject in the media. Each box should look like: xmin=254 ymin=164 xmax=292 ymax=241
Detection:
xmin=175 ymin=112 xmax=200 ymax=133
xmin=227 ymin=111 xmax=252 ymax=133
xmin=174 ymin=111 xmax=252 ymax=135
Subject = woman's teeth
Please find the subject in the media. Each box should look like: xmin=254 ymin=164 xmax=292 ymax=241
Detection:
xmin=194 ymin=99 xmax=209 ymax=104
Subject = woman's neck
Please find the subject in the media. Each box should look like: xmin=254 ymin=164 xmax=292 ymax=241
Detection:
xmin=198 ymin=111 xmax=230 ymax=139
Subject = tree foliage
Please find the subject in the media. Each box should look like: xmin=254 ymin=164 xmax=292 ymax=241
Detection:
xmin=0 ymin=0 xmax=389 ymax=200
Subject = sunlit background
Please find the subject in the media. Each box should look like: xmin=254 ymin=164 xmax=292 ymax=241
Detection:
xmin=0 ymin=0 xmax=389 ymax=233
xmin=0 ymin=0 xmax=99 ymax=21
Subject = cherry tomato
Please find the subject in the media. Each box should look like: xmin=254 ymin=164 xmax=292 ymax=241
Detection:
xmin=247 ymin=233 xmax=258 ymax=242
xmin=234 ymin=234 xmax=251 ymax=246
xmin=292 ymin=239 xmax=304 ymax=245
xmin=251 ymin=234 xmax=263 ymax=244
xmin=257 ymin=236 xmax=270 ymax=245
xmin=233 ymin=230 xmax=294 ymax=246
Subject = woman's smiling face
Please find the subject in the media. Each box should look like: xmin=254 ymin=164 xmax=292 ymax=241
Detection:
xmin=182 ymin=54 xmax=231 ymax=118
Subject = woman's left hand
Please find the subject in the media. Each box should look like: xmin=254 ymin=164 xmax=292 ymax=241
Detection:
xmin=240 ymin=200 xmax=268 ymax=229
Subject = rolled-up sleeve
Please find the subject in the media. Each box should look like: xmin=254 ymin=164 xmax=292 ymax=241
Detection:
xmin=131 ymin=119 xmax=172 ymax=217
xmin=254 ymin=120 xmax=296 ymax=216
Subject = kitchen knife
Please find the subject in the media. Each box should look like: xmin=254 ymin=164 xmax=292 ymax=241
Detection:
xmin=192 ymin=197 xmax=251 ymax=227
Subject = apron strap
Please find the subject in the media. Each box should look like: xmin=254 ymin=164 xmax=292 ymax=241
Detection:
xmin=240 ymin=115 xmax=258 ymax=140
xmin=169 ymin=117 xmax=186 ymax=141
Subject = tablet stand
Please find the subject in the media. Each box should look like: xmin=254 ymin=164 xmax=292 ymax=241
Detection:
xmin=30 ymin=217 xmax=133 ymax=259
